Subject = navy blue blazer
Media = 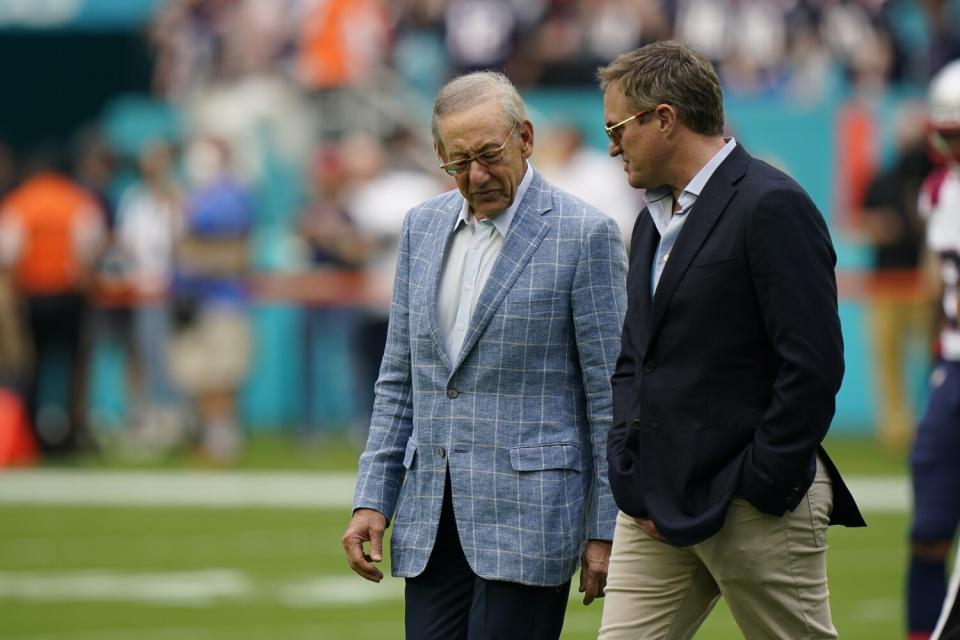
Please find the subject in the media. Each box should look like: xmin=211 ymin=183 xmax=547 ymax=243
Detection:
xmin=608 ymin=144 xmax=865 ymax=546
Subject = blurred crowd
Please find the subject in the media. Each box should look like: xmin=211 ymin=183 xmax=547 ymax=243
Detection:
xmin=0 ymin=0 xmax=956 ymax=465
xmin=150 ymin=0 xmax=960 ymax=101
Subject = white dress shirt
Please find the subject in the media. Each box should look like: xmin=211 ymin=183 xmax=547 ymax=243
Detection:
xmin=438 ymin=162 xmax=534 ymax=362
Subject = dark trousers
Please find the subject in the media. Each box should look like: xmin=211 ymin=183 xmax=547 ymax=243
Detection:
xmin=25 ymin=293 xmax=88 ymax=454
xmin=404 ymin=472 xmax=571 ymax=640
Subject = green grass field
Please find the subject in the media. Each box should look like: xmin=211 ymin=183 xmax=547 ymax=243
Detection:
xmin=0 ymin=436 xmax=913 ymax=639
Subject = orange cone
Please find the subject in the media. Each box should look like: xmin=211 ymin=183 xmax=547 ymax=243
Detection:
xmin=0 ymin=388 xmax=36 ymax=466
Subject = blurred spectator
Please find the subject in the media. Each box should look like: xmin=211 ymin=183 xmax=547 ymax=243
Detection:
xmin=299 ymin=145 xmax=373 ymax=268
xmin=0 ymin=271 xmax=27 ymax=389
xmin=296 ymin=0 xmax=391 ymax=140
xmin=0 ymin=150 xmax=107 ymax=454
xmin=113 ymin=140 xmax=186 ymax=454
xmin=340 ymin=130 xmax=446 ymax=444
xmin=297 ymin=0 xmax=391 ymax=90
xmin=0 ymin=143 xmax=27 ymax=390
xmin=168 ymin=136 xmax=254 ymax=462
xmin=858 ymin=104 xmax=934 ymax=453
xmin=71 ymin=129 xmax=119 ymax=228
xmin=917 ymin=0 xmax=960 ymax=80
xmin=150 ymin=0 xmax=243 ymax=100
xmin=297 ymin=143 xmax=378 ymax=438
xmin=444 ymin=0 xmax=518 ymax=73
xmin=536 ymin=122 xmax=644 ymax=245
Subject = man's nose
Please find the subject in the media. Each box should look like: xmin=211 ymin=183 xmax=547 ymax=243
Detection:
xmin=468 ymin=159 xmax=491 ymax=182
xmin=607 ymin=139 xmax=622 ymax=157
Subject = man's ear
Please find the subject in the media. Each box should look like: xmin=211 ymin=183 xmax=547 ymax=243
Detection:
xmin=656 ymin=104 xmax=678 ymax=134
xmin=519 ymin=120 xmax=535 ymax=159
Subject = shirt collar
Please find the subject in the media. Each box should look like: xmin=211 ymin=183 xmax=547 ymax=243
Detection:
xmin=683 ymin=137 xmax=736 ymax=201
xmin=646 ymin=137 xmax=736 ymax=234
xmin=457 ymin=161 xmax=534 ymax=237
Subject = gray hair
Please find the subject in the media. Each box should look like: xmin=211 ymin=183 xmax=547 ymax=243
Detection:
xmin=431 ymin=71 xmax=528 ymax=150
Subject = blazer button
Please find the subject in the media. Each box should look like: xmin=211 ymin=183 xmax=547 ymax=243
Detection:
xmin=446 ymin=388 xmax=459 ymax=399
xmin=632 ymin=419 xmax=642 ymax=430
xmin=643 ymin=360 xmax=654 ymax=373
xmin=438 ymin=447 xmax=446 ymax=458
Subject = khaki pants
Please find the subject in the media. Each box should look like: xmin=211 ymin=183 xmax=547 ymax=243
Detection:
xmin=868 ymin=298 xmax=929 ymax=451
xmin=599 ymin=457 xmax=836 ymax=639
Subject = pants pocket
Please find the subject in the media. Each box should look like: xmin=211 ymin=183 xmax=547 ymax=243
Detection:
xmin=805 ymin=480 xmax=833 ymax=548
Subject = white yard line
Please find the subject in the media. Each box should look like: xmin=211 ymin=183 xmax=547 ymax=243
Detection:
xmin=0 ymin=469 xmax=909 ymax=512
xmin=0 ymin=568 xmax=403 ymax=608
xmin=0 ymin=470 xmax=357 ymax=509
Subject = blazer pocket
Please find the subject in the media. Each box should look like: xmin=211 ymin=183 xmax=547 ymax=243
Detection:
xmin=509 ymin=442 xmax=582 ymax=472
xmin=402 ymin=440 xmax=417 ymax=470
xmin=503 ymin=295 xmax=562 ymax=317
xmin=684 ymin=256 xmax=738 ymax=281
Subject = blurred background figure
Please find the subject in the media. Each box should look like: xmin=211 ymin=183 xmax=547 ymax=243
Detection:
xmin=338 ymin=129 xmax=446 ymax=445
xmin=297 ymin=141 xmax=374 ymax=442
xmin=112 ymin=139 xmax=185 ymax=456
xmin=536 ymin=121 xmax=644 ymax=245
xmin=0 ymin=149 xmax=106 ymax=455
xmin=906 ymin=58 xmax=960 ymax=640
xmin=168 ymin=136 xmax=254 ymax=463
xmin=858 ymin=103 xmax=934 ymax=453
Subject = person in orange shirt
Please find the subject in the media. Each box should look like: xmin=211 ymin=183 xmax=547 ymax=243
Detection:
xmin=0 ymin=154 xmax=106 ymax=454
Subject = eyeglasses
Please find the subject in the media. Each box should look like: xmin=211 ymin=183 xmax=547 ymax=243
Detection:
xmin=604 ymin=108 xmax=654 ymax=145
xmin=439 ymin=124 xmax=517 ymax=176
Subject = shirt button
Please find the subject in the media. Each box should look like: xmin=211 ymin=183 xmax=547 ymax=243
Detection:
xmin=632 ymin=419 xmax=642 ymax=430
xmin=447 ymin=388 xmax=459 ymax=399
xmin=465 ymin=282 xmax=473 ymax=290
xmin=456 ymin=324 xmax=465 ymax=332
xmin=438 ymin=447 xmax=446 ymax=458
xmin=643 ymin=360 xmax=654 ymax=373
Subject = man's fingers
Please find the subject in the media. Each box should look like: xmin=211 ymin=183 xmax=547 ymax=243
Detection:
xmin=638 ymin=518 xmax=665 ymax=542
xmin=581 ymin=570 xmax=600 ymax=605
xmin=341 ymin=510 xmax=388 ymax=583
xmin=345 ymin=537 xmax=383 ymax=582
xmin=369 ymin=526 xmax=384 ymax=562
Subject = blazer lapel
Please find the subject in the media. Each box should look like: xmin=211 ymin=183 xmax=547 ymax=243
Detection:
xmin=451 ymin=172 xmax=552 ymax=373
xmin=647 ymin=145 xmax=750 ymax=340
xmin=631 ymin=211 xmax=659 ymax=324
xmin=426 ymin=194 xmax=466 ymax=372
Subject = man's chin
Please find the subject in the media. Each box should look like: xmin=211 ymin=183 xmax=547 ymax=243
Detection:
xmin=470 ymin=197 xmax=509 ymax=217
xmin=627 ymin=173 xmax=646 ymax=190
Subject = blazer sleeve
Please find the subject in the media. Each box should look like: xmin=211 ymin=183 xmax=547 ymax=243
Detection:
xmin=352 ymin=211 xmax=416 ymax=521
xmin=740 ymin=185 xmax=844 ymax=515
xmin=571 ymin=214 xmax=628 ymax=540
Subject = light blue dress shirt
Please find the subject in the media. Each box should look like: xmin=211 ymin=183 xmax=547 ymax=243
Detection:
xmin=646 ymin=138 xmax=737 ymax=296
xmin=438 ymin=162 xmax=534 ymax=362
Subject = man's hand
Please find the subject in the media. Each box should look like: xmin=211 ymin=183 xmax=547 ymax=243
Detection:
xmin=579 ymin=539 xmax=612 ymax=605
xmin=341 ymin=508 xmax=387 ymax=582
xmin=637 ymin=517 xmax=666 ymax=542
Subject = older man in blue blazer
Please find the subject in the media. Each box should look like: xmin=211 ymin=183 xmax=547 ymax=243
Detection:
xmin=341 ymin=71 xmax=627 ymax=640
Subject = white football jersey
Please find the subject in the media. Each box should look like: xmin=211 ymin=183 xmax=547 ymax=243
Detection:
xmin=921 ymin=166 xmax=960 ymax=360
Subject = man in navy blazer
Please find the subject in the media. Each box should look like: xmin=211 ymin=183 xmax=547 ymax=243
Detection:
xmin=341 ymin=71 xmax=627 ymax=639
xmin=597 ymin=42 xmax=866 ymax=639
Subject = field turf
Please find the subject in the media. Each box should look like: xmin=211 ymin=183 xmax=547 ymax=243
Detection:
xmin=0 ymin=436 xmax=914 ymax=639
